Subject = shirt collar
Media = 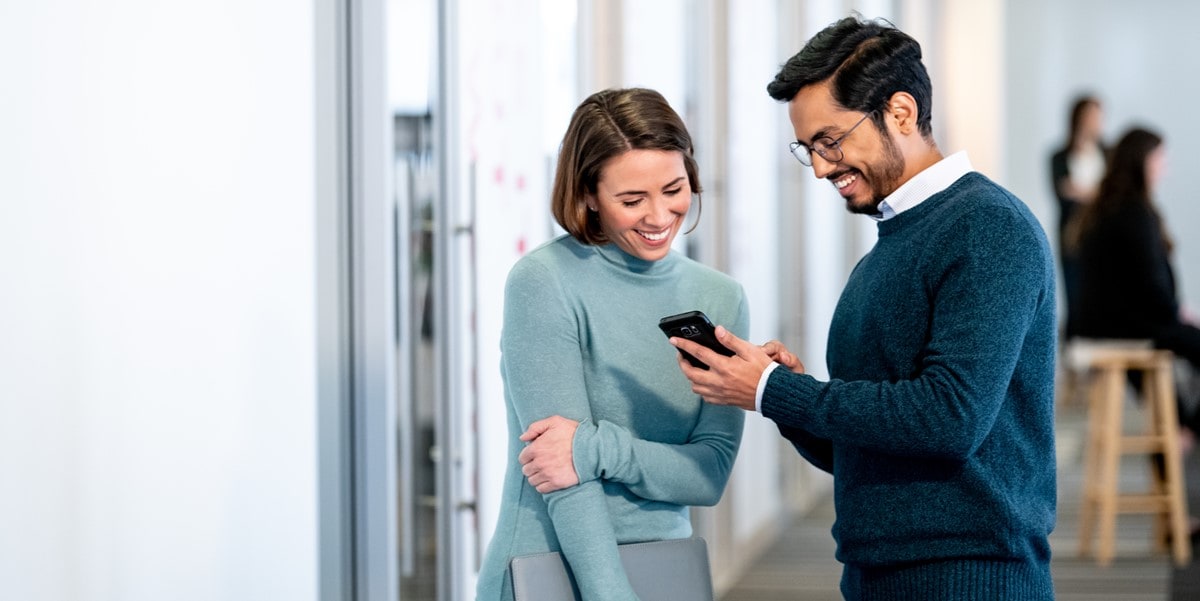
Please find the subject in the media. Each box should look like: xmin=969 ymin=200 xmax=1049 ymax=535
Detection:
xmin=872 ymin=151 xmax=973 ymax=221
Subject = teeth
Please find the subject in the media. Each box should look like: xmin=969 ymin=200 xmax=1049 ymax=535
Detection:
xmin=641 ymin=230 xmax=668 ymax=241
xmin=833 ymin=173 xmax=857 ymax=189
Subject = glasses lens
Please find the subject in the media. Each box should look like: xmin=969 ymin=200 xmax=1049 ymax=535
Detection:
xmin=815 ymin=139 xmax=843 ymax=164
xmin=789 ymin=142 xmax=812 ymax=166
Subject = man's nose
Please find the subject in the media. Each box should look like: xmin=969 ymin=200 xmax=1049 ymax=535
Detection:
xmin=811 ymin=153 xmax=837 ymax=179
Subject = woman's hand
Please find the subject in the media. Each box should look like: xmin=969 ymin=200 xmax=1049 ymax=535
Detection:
xmin=519 ymin=416 xmax=580 ymax=493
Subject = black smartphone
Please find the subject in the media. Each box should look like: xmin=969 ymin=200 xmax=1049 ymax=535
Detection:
xmin=658 ymin=310 xmax=734 ymax=370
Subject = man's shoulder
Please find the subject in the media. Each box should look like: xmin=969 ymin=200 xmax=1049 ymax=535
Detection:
xmin=942 ymin=172 xmax=1032 ymax=216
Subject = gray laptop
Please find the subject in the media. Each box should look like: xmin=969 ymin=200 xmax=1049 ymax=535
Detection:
xmin=509 ymin=537 xmax=714 ymax=601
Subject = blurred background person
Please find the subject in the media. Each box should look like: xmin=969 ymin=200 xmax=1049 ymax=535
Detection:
xmin=1069 ymin=126 xmax=1200 ymax=451
xmin=1051 ymin=95 xmax=1108 ymax=340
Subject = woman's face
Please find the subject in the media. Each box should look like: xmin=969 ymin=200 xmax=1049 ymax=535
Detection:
xmin=587 ymin=149 xmax=691 ymax=261
xmin=1081 ymin=103 xmax=1104 ymax=142
xmin=1146 ymin=145 xmax=1167 ymax=193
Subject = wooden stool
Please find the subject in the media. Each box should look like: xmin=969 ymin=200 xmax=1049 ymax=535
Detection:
xmin=1077 ymin=348 xmax=1192 ymax=566
xmin=1058 ymin=338 xmax=1152 ymax=408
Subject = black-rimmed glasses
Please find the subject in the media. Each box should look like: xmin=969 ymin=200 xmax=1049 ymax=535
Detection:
xmin=788 ymin=112 xmax=872 ymax=167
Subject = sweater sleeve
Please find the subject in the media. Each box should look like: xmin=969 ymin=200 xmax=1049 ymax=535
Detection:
xmin=776 ymin=424 xmax=833 ymax=473
xmin=762 ymin=204 xmax=1051 ymax=460
xmin=501 ymin=258 xmax=638 ymax=601
xmin=570 ymin=294 xmax=748 ymax=505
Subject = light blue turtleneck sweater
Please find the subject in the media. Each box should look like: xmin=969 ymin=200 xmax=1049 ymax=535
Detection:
xmin=475 ymin=235 xmax=748 ymax=601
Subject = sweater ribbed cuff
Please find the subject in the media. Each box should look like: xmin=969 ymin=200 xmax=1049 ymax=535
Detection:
xmin=571 ymin=418 xmax=634 ymax=484
xmin=760 ymin=370 xmax=824 ymax=430
xmin=570 ymin=418 xmax=600 ymax=484
xmin=842 ymin=558 xmax=1053 ymax=601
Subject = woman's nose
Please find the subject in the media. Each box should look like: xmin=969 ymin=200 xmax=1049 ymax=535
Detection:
xmin=644 ymin=197 xmax=677 ymax=226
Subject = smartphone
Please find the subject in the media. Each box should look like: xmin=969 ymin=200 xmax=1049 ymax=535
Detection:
xmin=658 ymin=310 xmax=734 ymax=370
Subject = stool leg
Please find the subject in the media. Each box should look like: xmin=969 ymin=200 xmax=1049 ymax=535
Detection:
xmin=1152 ymin=360 xmax=1192 ymax=566
xmin=1078 ymin=369 xmax=1105 ymax=558
xmin=1145 ymin=368 xmax=1173 ymax=555
xmin=1057 ymin=361 xmax=1077 ymax=408
xmin=1092 ymin=366 xmax=1125 ymax=566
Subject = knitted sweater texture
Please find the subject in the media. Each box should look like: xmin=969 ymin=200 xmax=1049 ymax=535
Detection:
xmin=476 ymin=235 xmax=748 ymax=601
xmin=763 ymin=173 xmax=1058 ymax=600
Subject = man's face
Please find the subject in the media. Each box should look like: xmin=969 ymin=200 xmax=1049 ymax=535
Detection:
xmin=788 ymin=82 xmax=906 ymax=215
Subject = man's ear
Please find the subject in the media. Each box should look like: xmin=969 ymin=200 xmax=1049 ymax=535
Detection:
xmin=886 ymin=91 xmax=919 ymax=135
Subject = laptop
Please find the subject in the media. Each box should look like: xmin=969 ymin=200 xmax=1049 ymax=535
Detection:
xmin=509 ymin=537 xmax=714 ymax=601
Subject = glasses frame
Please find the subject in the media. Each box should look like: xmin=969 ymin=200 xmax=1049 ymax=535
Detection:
xmin=788 ymin=112 xmax=873 ymax=167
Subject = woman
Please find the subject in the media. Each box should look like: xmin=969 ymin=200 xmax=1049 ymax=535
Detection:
xmin=474 ymin=88 xmax=748 ymax=601
xmin=1070 ymin=126 xmax=1200 ymax=440
xmin=1050 ymin=95 xmax=1107 ymax=339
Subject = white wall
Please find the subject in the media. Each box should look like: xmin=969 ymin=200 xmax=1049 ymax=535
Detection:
xmin=797 ymin=0 xmax=848 ymax=383
xmin=1005 ymin=0 xmax=1200 ymax=312
xmin=726 ymin=0 xmax=784 ymax=546
xmin=464 ymin=1 xmax=564 ymax=590
xmin=0 ymin=3 xmax=319 ymax=600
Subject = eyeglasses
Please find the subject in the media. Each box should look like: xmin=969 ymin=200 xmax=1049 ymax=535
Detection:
xmin=788 ymin=112 xmax=872 ymax=167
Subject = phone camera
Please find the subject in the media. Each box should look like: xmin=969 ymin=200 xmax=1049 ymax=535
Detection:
xmin=681 ymin=325 xmax=701 ymax=337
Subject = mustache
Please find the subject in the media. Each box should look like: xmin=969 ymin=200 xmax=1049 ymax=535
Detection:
xmin=826 ymin=167 xmax=859 ymax=181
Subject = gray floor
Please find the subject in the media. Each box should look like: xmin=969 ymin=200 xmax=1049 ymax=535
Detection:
xmin=721 ymin=398 xmax=1195 ymax=601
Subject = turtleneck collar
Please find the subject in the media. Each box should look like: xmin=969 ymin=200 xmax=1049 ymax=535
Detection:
xmin=592 ymin=241 xmax=678 ymax=275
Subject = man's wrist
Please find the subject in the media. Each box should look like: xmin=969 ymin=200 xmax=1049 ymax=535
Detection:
xmin=755 ymin=362 xmax=780 ymax=413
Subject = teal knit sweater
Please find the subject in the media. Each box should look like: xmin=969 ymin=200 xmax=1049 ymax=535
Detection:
xmin=763 ymin=173 xmax=1058 ymax=600
xmin=476 ymin=235 xmax=748 ymax=601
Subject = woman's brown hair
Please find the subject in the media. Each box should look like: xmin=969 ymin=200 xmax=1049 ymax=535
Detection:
xmin=550 ymin=88 xmax=702 ymax=244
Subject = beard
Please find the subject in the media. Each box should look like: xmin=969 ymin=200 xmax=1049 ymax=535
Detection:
xmin=843 ymin=128 xmax=907 ymax=215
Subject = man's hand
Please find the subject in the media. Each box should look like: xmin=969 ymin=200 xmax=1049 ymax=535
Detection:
xmin=671 ymin=326 xmax=777 ymax=411
xmin=518 ymin=416 xmax=580 ymax=493
xmin=761 ymin=339 xmax=805 ymax=374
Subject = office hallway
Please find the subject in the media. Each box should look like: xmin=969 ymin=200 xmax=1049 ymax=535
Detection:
xmin=721 ymin=399 xmax=1200 ymax=601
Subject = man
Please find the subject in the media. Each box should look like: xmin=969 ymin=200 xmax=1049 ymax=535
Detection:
xmin=671 ymin=16 xmax=1057 ymax=600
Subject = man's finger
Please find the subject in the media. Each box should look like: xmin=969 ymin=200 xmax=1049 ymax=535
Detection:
xmin=714 ymin=325 xmax=760 ymax=360
xmin=671 ymin=335 xmax=721 ymax=368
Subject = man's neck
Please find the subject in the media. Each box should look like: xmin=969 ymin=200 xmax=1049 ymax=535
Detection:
xmin=900 ymin=143 xmax=944 ymax=186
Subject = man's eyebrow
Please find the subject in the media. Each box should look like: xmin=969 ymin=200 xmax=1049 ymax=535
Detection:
xmin=805 ymin=126 xmax=837 ymax=145
xmin=795 ymin=127 xmax=828 ymax=147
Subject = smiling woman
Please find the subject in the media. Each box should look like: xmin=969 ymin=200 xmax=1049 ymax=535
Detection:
xmin=474 ymin=87 xmax=749 ymax=601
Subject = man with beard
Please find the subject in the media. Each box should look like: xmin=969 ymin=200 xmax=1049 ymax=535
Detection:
xmin=669 ymin=15 xmax=1057 ymax=600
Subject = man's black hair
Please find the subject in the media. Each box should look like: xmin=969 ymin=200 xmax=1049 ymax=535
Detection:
xmin=767 ymin=15 xmax=933 ymax=138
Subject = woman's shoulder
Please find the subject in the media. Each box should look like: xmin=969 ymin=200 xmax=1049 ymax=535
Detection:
xmin=511 ymin=234 xmax=585 ymax=269
xmin=674 ymin=252 xmax=741 ymax=288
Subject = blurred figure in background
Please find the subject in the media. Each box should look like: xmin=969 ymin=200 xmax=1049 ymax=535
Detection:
xmin=1050 ymin=95 xmax=1107 ymax=340
xmin=1069 ymin=126 xmax=1200 ymax=449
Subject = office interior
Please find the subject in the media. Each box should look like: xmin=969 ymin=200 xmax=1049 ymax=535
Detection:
xmin=5 ymin=1 xmax=1200 ymax=600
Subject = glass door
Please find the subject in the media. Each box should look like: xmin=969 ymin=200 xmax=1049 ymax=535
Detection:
xmin=395 ymin=113 xmax=438 ymax=598
xmin=392 ymin=1 xmax=476 ymax=599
